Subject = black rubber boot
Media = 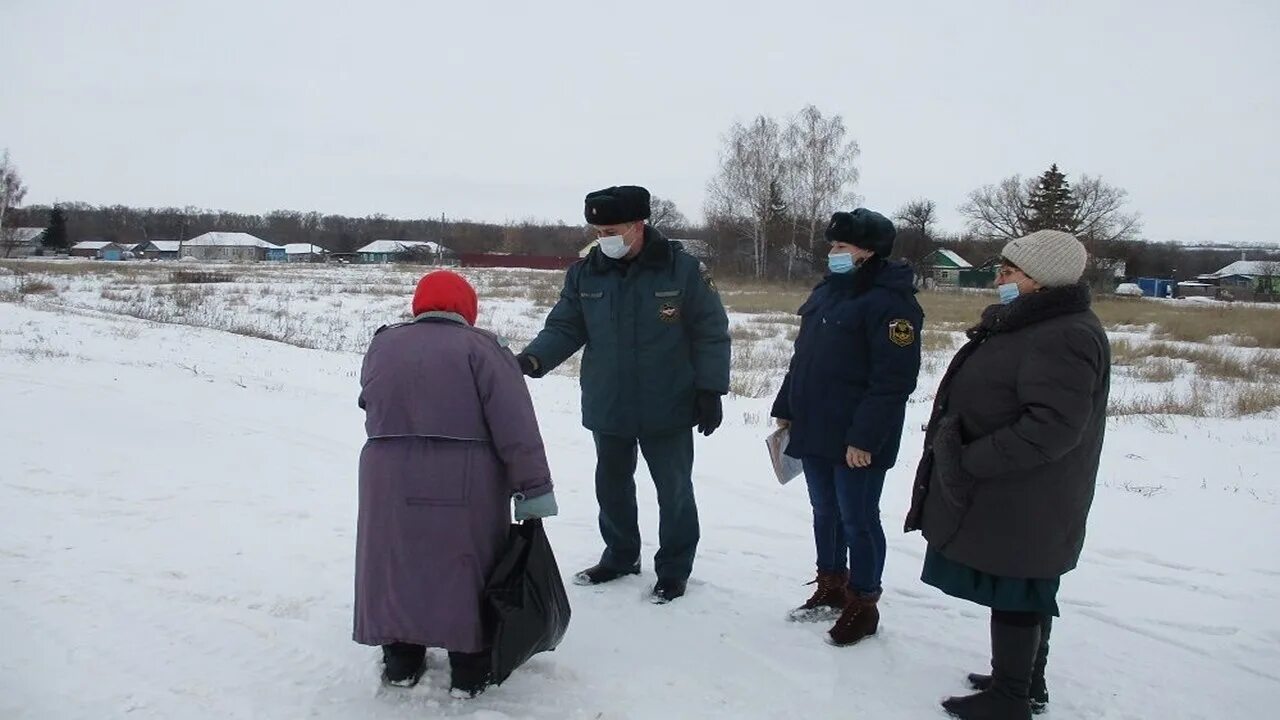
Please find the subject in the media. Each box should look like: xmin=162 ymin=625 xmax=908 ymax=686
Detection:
xmin=943 ymin=617 xmax=1040 ymax=719
xmin=967 ymin=616 xmax=1052 ymax=713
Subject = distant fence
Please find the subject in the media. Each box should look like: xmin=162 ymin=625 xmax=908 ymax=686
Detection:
xmin=456 ymin=254 xmax=578 ymax=271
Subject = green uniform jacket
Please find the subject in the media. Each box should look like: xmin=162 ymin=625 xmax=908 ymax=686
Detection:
xmin=523 ymin=228 xmax=731 ymax=437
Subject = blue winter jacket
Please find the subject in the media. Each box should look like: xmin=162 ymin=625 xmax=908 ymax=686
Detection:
xmin=771 ymin=258 xmax=924 ymax=469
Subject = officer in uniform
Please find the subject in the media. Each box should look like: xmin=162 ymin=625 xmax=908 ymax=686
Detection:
xmin=518 ymin=185 xmax=731 ymax=604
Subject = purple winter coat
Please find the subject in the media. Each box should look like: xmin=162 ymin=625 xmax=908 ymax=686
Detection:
xmin=354 ymin=314 xmax=553 ymax=653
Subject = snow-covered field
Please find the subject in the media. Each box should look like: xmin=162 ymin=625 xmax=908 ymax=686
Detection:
xmin=2 ymin=261 xmax=1278 ymax=719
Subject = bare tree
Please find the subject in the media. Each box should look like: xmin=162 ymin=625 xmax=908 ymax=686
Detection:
xmin=1 ymin=149 xmax=30 ymax=258
xmin=959 ymin=168 xmax=1142 ymax=249
xmin=895 ymin=198 xmax=938 ymax=238
xmin=894 ymin=198 xmax=940 ymax=267
xmin=958 ymin=175 xmax=1034 ymax=242
xmin=705 ymin=115 xmax=788 ymax=279
xmin=1257 ymin=260 xmax=1280 ymax=301
xmin=1068 ymin=175 xmax=1142 ymax=246
xmin=649 ymin=195 xmax=689 ymax=232
xmin=783 ymin=105 xmax=861 ymax=272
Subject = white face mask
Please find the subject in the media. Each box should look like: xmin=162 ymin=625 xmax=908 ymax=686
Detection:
xmin=597 ymin=231 xmax=632 ymax=259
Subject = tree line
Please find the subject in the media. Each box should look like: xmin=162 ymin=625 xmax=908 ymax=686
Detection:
xmin=4 ymin=136 xmax=1277 ymax=279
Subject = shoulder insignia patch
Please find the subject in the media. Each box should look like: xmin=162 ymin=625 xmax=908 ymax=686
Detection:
xmin=699 ymin=261 xmax=717 ymax=292
xmin=888 ymin=319 xmax=916 ymax=348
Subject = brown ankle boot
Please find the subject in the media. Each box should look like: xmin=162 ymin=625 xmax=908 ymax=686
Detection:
xmin=826 ymin=591 xmax=880 ymax=646
xmin=787 ymin=571 xmax=850 ymax=622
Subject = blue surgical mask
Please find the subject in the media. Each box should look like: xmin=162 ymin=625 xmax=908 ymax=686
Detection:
xmin=828 ymin=252 xmax=855 ymax=274
xmin=998 ymin=282 xmax=1021 ymax=304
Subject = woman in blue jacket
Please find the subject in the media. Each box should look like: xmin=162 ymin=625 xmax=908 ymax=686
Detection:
xmin=771 ymin=209 xmax=923 ymax=647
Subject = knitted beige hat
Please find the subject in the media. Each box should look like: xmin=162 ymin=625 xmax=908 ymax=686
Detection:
xmin=1001 ymin=230 xmax=1088 ymax=287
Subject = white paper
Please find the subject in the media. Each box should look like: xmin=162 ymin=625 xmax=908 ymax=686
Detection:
xmin=765 ymin=427 xmax=804 ymax=485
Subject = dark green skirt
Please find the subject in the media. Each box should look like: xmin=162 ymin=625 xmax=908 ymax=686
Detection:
xmin=922 ymin=548 xmax=1061 ymax=616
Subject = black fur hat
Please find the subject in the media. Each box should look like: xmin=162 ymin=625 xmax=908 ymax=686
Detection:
xmin=825 ymin=209 xmax=897 ymax=256
xmin=584 ymin=185 xmax=651 ymax=225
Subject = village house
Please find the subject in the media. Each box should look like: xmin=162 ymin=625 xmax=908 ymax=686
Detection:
xmin=921 ymin=248 xmax=974 ymax=286
xmin=0 ymin=227 xmax=48 ymax=258
xmin=70 ymin=240 xmax=128 ymax=260
xmin=181 ymin=232 xmax=285 ymax=262
xmin=1194 ymin=259 xmax=1280 ymax=301
xmin=284 ymin=243 xmax=329 ymax=263
xmin=132 ymin=239 xmax=182 ymax=260
xmin=356 ymin=240 xmax=455 ymax=264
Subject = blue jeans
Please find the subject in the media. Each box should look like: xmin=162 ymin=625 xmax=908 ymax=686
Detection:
xmin=802 ymin=457 xmax=887 ymax=596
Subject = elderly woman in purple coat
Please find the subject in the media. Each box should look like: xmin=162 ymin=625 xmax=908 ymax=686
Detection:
xmin=354 ymin=270 xmax=558 ymax=697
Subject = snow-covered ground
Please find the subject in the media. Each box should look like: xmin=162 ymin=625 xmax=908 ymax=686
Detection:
xmin=1 ymin=264 xmax=1278 ymax=719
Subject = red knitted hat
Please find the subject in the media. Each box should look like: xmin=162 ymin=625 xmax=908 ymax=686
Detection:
xmin=411 ymin=270 xmax=478 ymax=326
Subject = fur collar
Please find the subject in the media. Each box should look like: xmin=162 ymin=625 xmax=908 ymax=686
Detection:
xmin=968 ymin=282 xmax=1092 ymax=340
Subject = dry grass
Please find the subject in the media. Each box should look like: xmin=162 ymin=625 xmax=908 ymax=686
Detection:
xmin=918 ymin=290 xmax=992 ymax=330
xmin=922 ymin=330 xmax=961 ymax=354
xmin=1111 ymin=376 xmax=1280 ymax=417
xmin=718 ymin=280 xmax=809 ymax=315
xmin=172 ymin=270 xmax=234 ymax=284
xmin=18 ymin=277 xmax=58 ymax=296
xmin=1094 ymin=297 xmax=1280 ymax=348
xmin=1113 ymin=340 xmax=1280 ymax=382
xmin=1232 ymin=383 xmax=1280 ymax=416
xmin=729 ymin=324 xmax=773 ymax=343
xmin=1 ymin=259 xmax=153 ymax=285
xmin=1131 ymin=357 xmax=1181 ymax=383
xmin=1110 ymin=382 xmax=1213 ymax=417
xmin=227 ymin=324 xmax=282 ymax=343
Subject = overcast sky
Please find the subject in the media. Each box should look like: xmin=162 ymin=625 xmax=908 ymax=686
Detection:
xmin=5 ymin=0 xmax=1277 ymax=243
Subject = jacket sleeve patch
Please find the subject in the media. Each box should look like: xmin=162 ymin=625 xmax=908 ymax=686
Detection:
xmin=888 ymin=319 xmax=916 ymax=347
xmin=698 ymin=261 xmax=717 ymax=292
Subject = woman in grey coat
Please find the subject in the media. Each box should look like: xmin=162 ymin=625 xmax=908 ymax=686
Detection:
xmin=905 ymin=231 xmax=1111 ymax=720
xmin=354 ymin=270 xmax=558 ymax=697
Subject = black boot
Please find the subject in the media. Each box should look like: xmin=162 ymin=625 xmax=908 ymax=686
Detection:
xmin=574 ymin=562 xmax=641 ymax=586
xmin=650 ymin=577 xmax=687 ymax=604
xmin=967 ymin=616 xmax=1052 ymax=714
xmin=943 ymin=617 xmax=1040 ymax=720
xmin=448 ymin=650 xmax=492 ymax=699
xmin=381 ymin=642 xmax=426 ymax=688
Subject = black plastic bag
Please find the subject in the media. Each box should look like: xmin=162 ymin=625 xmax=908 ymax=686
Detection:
xmin=484 ymin=519 xmax=571 ymax=685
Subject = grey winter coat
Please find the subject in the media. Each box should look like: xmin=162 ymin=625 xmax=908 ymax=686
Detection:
xmin=905 ymin=283 xmax=1111 ymax=579
xmin=354 ymin=314 xmax=553 ymax=653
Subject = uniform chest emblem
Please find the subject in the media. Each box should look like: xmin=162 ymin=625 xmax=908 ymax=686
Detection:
xmin=659 ymin=303 xmax=681 ymax=323
xmin=889 ymin=319 xmax=915 ymax=347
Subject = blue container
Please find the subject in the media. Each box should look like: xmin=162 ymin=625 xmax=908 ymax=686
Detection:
xmin=1136 ymin=277 xmax=1173 ymax=298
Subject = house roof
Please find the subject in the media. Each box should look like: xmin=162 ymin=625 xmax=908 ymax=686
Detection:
xmin=134 ymin=240 xmax=182 ymax=252
xmin=184 ymin=232 xmax=282 ymax=249
xmin=8 ymin=227 xmax=46 ymax=245
xmin=72 ymin=240 xmax=119 ymax=250
xmin=926 ymin=248 xmax=973 ymax=268
xmin=1208 ymin=260 xmax=1280 ymax=278
xmin=356 ymin=240 xmax=447 ymax=254
xmin=284 ymin=243 xmax=329 ymax=255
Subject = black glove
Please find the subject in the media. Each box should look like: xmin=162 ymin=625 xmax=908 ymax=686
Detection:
xmin=516 ymin=353 xmax=539 ymax=378
xmin=695 ymin=391 xmax=723 ymax=436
